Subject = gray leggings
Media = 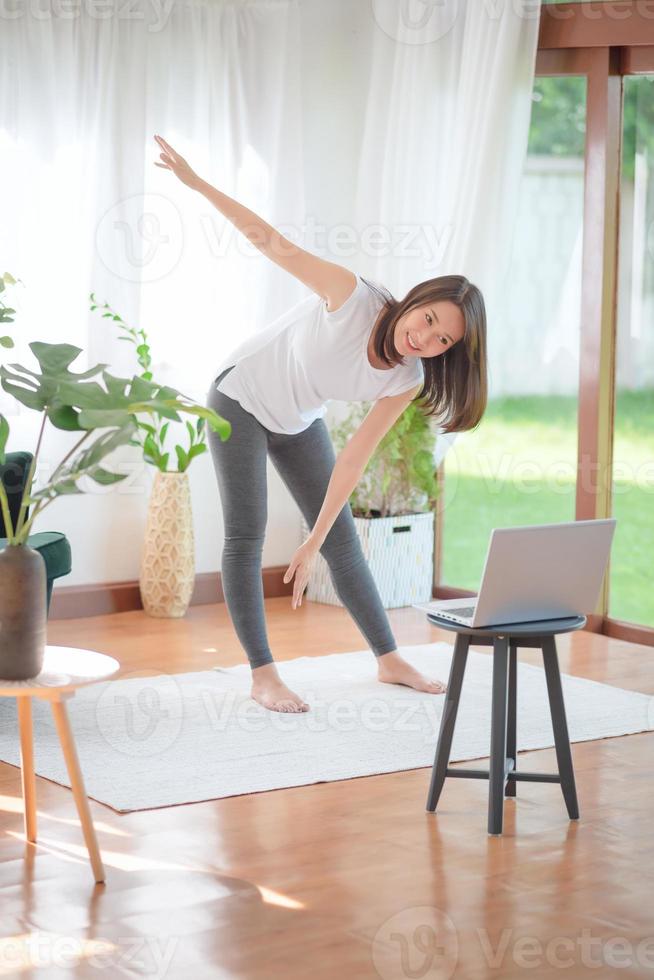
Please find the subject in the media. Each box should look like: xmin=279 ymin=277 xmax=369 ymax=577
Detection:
xmin=206 ymin=365 xmax=398 ymax=670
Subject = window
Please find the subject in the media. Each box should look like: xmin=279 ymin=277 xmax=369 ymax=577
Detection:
xmin=441 ymin=77 xmax=587 ymax=590
xmin=609 ymin=74 xmax=654 ymax=627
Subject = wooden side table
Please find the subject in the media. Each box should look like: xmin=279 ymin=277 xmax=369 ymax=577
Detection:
xmin=0 ymin=645 xmax=120 ymax=883
xmin=424 ymin=614 xmax=587 ymax=835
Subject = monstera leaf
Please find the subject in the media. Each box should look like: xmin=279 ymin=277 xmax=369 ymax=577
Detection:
xmin=0 ymin=343 xmax=229 ymax=445
xmin=0 ymin=340 xmax=230 ymax=543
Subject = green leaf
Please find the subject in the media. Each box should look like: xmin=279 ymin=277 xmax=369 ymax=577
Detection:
xmin=89 ymin=466 xmax=128 ymax=486
xmin=143 ymin=432 xmax=158 ymax=459
xmin=187 ymin=443 xmax=206 ymax=462
xmin=160 ymin=421 xmax=169 ymax=443
xmin=47 ymin=404 xmax=84 ymax=431
xmin=0 ymin=336 xmax=14 ymax=348
xmin=0 ymin=378 xmax=47 ymax=410
xmin=175 ymin=445 xmax=187 ymax=471
xmin=49 ymin=479 xmax=83 ymax=496
xmin=127 ymin=374 xmax=158 ymax=402
xmin=33 ymin=420 xmax=138 ymax=501
xmin=126 ymin=399 xmax=182 ymax=422
xmin=0 ymin=414 xmax=9 ymax=464
xmin=185 ymin=420 xmax=194 ymax=443
xmin=29 ymin=342 xmax=83 ymax=374
xmin=77 ymin=408 xmax=134 ymax=428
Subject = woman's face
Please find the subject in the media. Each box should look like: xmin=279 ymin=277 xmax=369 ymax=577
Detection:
xmin=393 ymin=300 xmax=465 ymax=360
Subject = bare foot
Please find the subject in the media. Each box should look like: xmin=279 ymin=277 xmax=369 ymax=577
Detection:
xmin=377 ymin=651 xmax=447 ymax=694
xmin=251 ymin=663 xmax=310 ymax=713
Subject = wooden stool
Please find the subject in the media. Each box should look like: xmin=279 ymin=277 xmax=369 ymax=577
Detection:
xmin=0 ymin=645 xmax=120 ymax=882
xmin=424 ymin=614 xmax=586 ymax=835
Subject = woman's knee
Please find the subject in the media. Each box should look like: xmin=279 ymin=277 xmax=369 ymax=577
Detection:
xmin=222 ymin=534 xmax=266 ymax=567
xmin=319 ymin=519 xmax=365 ymax=570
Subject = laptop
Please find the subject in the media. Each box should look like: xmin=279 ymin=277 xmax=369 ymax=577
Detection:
xmin=412 ymin=518 xmax=617 ymax=628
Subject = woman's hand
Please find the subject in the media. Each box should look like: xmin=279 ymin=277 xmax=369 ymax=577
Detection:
xmin=283 ymin=538 xmax=319 ymax=610
xmin=153 ymin=134 xmax=201 ymax=190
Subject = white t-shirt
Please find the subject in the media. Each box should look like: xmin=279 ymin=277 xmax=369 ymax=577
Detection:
xmin=212 ymin=272 xmax=424 ymax=434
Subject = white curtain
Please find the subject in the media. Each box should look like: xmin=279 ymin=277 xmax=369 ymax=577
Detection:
xmin=0 ymin=0 xmax=541 ymax=584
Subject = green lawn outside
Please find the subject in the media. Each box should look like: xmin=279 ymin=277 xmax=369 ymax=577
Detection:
xmin=440 ymin=389 xmax=654 ymax=627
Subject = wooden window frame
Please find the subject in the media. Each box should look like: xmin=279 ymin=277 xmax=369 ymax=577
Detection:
xmin=433 ymin=2 xmax=654 ymax=647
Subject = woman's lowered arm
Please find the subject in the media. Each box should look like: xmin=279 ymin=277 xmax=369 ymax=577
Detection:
xmin=308 ymin=384 xmax=422 ymax=548
xmin=282 ymin=385 xmax=420 ymax=609
xmin=153 ymin=134 xmax=355 ymax=309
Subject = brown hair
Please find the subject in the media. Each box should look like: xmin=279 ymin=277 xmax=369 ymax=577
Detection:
xmin=361 ymin=274 xmax=488 ymax=434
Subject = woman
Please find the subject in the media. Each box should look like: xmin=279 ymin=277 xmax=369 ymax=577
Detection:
xmin=154 ymin=134 xmax=488 ymax=714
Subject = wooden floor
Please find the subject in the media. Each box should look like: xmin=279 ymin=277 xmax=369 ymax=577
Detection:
xmin=1 ymin=598 xmax=653 ymax=979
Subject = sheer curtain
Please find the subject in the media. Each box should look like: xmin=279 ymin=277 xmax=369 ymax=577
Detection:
xmin=0 ymin=0 xmax=541 ymax=585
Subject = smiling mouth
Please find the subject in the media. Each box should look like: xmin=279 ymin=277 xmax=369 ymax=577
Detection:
xmin=406 ymin=332 xmax=421 ymax=352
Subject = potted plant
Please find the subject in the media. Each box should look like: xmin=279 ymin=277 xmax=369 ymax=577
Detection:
xmin=0 ymin=272 xmax=230 ymax=679
xmin=89 ymin=294 xmax=212 ymax=618
xmin=300 ymin=399 xmax=441 ymax=608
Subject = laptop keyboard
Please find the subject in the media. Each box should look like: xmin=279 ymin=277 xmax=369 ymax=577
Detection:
xmin=442 ymin=605 xmax=476 ymax=617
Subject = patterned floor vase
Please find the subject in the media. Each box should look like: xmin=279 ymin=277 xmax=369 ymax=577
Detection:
xmin=139 ymin=470 xmax=195 ymax=618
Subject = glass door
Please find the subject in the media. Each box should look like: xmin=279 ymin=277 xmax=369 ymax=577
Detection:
xmin=608 ymin=74 xmax=654 ymax=628
xmin=440 ymin=76 xmax=587 ymax=590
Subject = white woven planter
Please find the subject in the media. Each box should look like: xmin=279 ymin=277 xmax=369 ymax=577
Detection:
xmin=300 ymin=510 xmax=434 ymax=609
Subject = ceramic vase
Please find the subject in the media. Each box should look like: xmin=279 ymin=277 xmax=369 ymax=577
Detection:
xmin=139 ymin=471 xmax=195 ymax=618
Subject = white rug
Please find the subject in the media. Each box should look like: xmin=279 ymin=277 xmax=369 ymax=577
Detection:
xmin=0 ymin=642 xmax=651 ymax=813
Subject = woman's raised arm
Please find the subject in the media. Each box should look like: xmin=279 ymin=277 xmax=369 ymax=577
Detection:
xmin=153 ymin=134 xmax=355 ymax=310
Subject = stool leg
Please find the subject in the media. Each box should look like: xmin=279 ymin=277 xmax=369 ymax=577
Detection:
xmin=505 ymin=642 xmax=517 ymax=798
xmin=17 ymin=697 xmax=37 ymax=843
xmin=542 ymin=636 xmax=579 ymax=820
xmin=426 ymin=633 xmax=470 ymax=812
xmin=488 ymin=636 xmax=509 ymax=835
xmin=50 ymin=696 xmax=106 ymax=883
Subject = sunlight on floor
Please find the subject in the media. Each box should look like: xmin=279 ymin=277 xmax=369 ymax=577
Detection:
xmin=257 ymin=885 xmax=304 ymax=910
xmin=5 ymin=831 xmax=218 ymax=874
xmin=0 ymin=795 xmax=129 ymax=836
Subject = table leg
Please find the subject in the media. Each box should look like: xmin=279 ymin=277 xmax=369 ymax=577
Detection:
xmin=426 ymin=633 xmax=470 ymax=812
xmin=542 ymin=635 xmax=580 ymax=820
xmin=505 ymin=642 xmax=517 ymax=798
xmin=50 ymin=696 xmax=105 ymax=883
xmin=17 ymin=697 xmax=37 ymax=843
xmin=488 ymin=636 xmax=509 ymax=835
